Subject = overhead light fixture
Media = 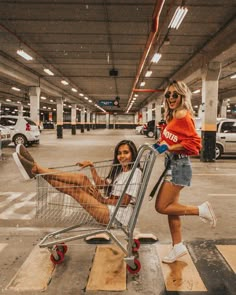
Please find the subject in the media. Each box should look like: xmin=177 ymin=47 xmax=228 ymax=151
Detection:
xmin=145 ymin=70 xmax=152 ymax=77
xmin=41 ymin=96 xmax=47 ymax=100
xmin=16 ymin=49 xmax=33 ymax=61
xmin=44 ymin=68 xmax=54 ymax=76
xmin=152 ymin=53 xmax=162 ymax=63
xmin=168 ymin=6 xmax=188 ymax=30
xmin=71 ymin=88 xmax=77 ymax=92
xmin=11 ymin=86 xmax=21 ymax=91
xmin=193 ymin=89 xmax=201 ymax=94
xmin=140 ymin=81 xmax=146 ymax=87
xmin=230 ymin=74 xmax=236 ymax=79
xmin=61 ymin=80 xmax=69 ymax=85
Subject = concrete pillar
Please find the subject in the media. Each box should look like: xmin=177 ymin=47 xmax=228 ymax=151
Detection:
xmin=56 ymin=98 xmax=63 ymax=138
xmin=87 ymin=110 xmax=90 ymax=131
xmin=106 ymin=113 xmax=109 ymax=129
xmin=142 ymin=108 xmax=147 ymax=124
xmin=155 ymin=104 xmax=162 ymax=139
xmin=18 ymin=103 xmax=24 ymax=117
xmin=92 ymin=113 xmax=96 ymax=129
xmin=155 ymin=104 xmax=162 ymax=123
xmin=219 ymin=99 xmax=227 ymax=118
xmin=200 ymin=62 xmax=221 ymax=162
xmin=71 ymin=104 xmax=76 ymax=135
xmin=134 ymin=113 xmax=138 ymax=124
xmin=29 ymin=87 xmax=40 ymax=125
xmin=80 ymin=108 xmax=85 ymax=133
xmin=147 ymin=103 xmax=152 ymax=122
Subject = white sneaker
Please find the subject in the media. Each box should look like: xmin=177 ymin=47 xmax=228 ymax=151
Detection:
xmin=162 ymin=243 xmax=187 ymax=264
xmin=198 ymin=201 xmax=217 ymax=228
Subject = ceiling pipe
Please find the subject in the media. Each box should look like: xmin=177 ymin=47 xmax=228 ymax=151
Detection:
xmin=126 ymin=0 xmax=165 ymax=110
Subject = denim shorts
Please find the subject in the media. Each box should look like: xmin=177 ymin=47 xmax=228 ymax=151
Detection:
xmin=164 ymin=155 xmax=192 ymax=187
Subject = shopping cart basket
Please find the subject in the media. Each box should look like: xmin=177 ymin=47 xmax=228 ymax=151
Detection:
xmin=36 ymin=144 xmax=159 ymax=274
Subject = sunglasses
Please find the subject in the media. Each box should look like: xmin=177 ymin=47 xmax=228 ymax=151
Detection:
xmin=164 ymin=91 xmax=180 ymax=99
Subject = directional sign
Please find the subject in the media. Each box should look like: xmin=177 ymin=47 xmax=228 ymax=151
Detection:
xmin=98 ymin=100 xmax=115 ymax=107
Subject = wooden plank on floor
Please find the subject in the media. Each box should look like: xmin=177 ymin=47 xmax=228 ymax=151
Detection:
xmin=216 ymin=245 xmax=236 ymax=273
xmin=156 ymin=244 xmax=207 ymax=292
xmin=6 ymin=245 xmax=55 ymax=292
xmin=0 ymin=243 xmax=7 ymax=252
xmin=86 ymin=244 xmax=126 ymax=291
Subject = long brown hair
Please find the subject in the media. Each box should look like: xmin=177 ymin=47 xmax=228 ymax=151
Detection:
xmin=163 ymin=80 xmax=194 ymax=122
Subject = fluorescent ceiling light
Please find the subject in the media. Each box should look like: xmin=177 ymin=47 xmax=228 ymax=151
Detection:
xmin=152 ymin=53 xmax=162 ymax=63
xmin=140 ymin=81 xmax=146 ymax=87
xmin=71 ymin=88 xmax=77 ymax=92
xmin=11 ymin=87 xmax=21 ymax=91
xmin=168 ymin=6 xmax=188 ymax=30
xmin=41 ymin=96 xmax=47 ymax=100
xmin=145 ymin=70 xmax=152 ymax=77
xmin=230 ymin=74 xmax=236 ymax=79
xmin=61 ymin=80 xmax=69 ymax=85
xmin=16 ymin=49 xmax=33 ymax=61
xmin=44 ymin=68 xmax=54 ymax=76
xmin=193 ymin=89 xmax=201 ymax=94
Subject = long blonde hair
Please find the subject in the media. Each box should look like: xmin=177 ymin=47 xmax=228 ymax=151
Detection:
xmin=163 ymin=80 xmax=194 ymax=122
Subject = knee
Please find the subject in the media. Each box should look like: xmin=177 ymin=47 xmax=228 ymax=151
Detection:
xmin=155 ymin=202 xmax=167 ymax=214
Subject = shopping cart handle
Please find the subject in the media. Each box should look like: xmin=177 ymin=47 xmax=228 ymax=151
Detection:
xmin=153 ymin=144 xmax=168 ymax=154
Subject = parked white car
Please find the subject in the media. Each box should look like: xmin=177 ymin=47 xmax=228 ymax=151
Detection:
xmin=0 ymin=124 xmax=11 ymax=147
xmin=216 ymin=118 xmax=236 ymax=159
xmin=0 ymin=115 xmax=40 ymax=146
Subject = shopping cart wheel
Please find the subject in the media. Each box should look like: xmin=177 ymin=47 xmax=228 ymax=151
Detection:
xmin=127 ymin=258 xmax=141 ymax=274
xmin=132 ymin=239 xmax=141 ymax=252
xmin=50 ymin=250 xmax=64 ymax=265
xmin=56 ymin=243 xmax=68 ymax=254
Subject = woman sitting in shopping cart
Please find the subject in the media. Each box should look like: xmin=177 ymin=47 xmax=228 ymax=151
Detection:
xmin=13 ymin=140 xmax=143 ymax=225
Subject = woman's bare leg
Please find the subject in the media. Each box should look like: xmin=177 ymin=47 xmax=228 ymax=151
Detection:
xmin=155 ymin=181 xmax=199 ymax=245
xmin=32 ymin=163 xmax=93 ymax=188
xmin=48 ymin=179 xmax=110 ymax=224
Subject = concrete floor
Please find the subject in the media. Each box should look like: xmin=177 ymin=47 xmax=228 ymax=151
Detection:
xmin=0 ymin=129 xmax=235 ymax=295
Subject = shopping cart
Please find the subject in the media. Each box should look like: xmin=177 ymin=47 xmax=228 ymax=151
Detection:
xmin=36 ymin=143 xmax=159 ymax=274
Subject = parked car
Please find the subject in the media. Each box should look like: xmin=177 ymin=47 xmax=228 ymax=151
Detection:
xmin=142 ymin=120 xmax=155 ymax=138
xmin=0 ymin=115 xmax=40 ymax=146
xmin=0 ymin=124 xmax=11 ymax=147
xmin=216 ymin=118 xmax=236 ymax=159
xmin=135 ymin=124 xmax=146 ymax=135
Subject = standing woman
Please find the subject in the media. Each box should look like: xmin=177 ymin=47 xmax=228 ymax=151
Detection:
xmin=155 ymin=80 xmax=216 ymax=263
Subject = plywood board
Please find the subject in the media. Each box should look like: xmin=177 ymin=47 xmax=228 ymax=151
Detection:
xmin=6 ymin=245 xmax=55 ymax=291
xmin=156 ymin=244 xmax=207 ymax=292
xmin=216 ymin=245 xmax=236 ymax=273
xmin=86 ymin=244 xmax=126 ymax=291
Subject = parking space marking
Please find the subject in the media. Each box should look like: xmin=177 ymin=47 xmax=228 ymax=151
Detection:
xmin=0 ymin=192 xmax=36 ymax=220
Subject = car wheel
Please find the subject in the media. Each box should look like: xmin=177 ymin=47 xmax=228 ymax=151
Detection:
xmin=215 ymin=144 xmax=223 ymax=159
xmin=147 ymin=130 xmax=154 ymax=138
xmin=13 ymin=134 xmax=28 ymax=146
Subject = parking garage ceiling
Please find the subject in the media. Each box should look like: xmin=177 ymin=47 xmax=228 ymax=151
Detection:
xmin=0 ymin=0 xmax=236 ymax=115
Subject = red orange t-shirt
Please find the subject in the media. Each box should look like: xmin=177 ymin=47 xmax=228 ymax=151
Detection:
xmin=160 ymin=112 xmax=202 ymax=155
